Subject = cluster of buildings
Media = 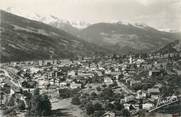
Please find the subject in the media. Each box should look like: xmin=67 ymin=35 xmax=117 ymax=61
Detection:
xmin=0 ymin=53 xmax=181 ymax=116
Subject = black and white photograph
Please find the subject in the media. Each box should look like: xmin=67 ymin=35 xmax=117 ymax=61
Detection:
xmin=0 ymin=0 xmax=181 ymax=117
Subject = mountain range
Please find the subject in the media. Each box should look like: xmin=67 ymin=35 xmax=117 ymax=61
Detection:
xmin=29 ymin=14 xmax=90 ymax=29
xmin=0 ymin=10 xmax=109 ymax=62
xmin=78 ymin=23 xmax=181 ymax=53
xmin=0 ymin=10 xmax=181 ymax=62
xmin=33 ymin=15 xmax=181 ymax=52
xmin=31 ymin=14 xmax=181 ymax=53
xmin=156 ymin=40 xmax=181 ymax=54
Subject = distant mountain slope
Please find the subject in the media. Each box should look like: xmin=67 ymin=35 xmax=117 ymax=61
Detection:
xmin=156 ymin=40 xmax=181 ymax=54
xmin=0 ymin=10 xmax=109 ymax=62
xmin=26 ymin=14 xmax=89 ymax=35
xmin=49 ymin=21 xmax=80 ymax=36
xmin=77 ymin=23 xmax=181 ymax=53
xmin=29 ymin=14 xmax=181 ymax=54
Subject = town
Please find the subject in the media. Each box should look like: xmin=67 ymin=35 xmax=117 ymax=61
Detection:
xmin=0 ymin=52 xmax=181 ymax=117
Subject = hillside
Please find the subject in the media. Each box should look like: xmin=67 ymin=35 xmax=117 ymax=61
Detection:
xmin=49 ymin=21 xmax=80 ymax=36
xmin=77 ymin=23 xmax=181 ymax=53
xmin=156 ymin=40 xmax=181 ymax=54
xmin=22 ymin=14 xmax=181 ymax=54
xmin=0 ymin=10 xmax=110 ymax=62
xmin=26 ymin=14 xmax=88 ymax=35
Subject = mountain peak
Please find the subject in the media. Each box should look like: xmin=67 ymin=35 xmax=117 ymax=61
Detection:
xmin=25 ymin=14 xmax=90 ymax=29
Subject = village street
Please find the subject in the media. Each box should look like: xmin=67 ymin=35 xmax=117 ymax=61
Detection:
xmin=116 ymin=79 xmax=135 ymax=95
xmin=0 ymin=68 xmax=20 ymax=89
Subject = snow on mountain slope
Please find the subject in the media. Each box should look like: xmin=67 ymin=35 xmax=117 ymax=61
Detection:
xmin=26 ymin=14 xmax=90 ymax=29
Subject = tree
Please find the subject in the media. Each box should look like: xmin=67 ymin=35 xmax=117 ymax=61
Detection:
xmin=118 ymin=74 xmax=124 ymax=81
xmin=114 ymin=101 xmax=124 ymax=111
xmin=102 ymin=84 xmax=107 ymax=88
xmin=40 ymin=95 xmax=51 ymax=116
xmin=105 ymin=102 xmax=114 ymax=111
xmin=22 ymin=81 xmax=37 ymax=88
xmin=96 ymin=86 xmax=101 ymax=92
xmin=28 ymin=88 xmax=51 ymax=116
xmin=86 ymin=103 xmax=95 ymax=115
xmin=138 ymin=109 xmax=146 ymax=117
xmin=131 ymin=83 xmax=142 ymax=91
xmin=93 ymin=110 xmax=104 ymax=117
xmin=101 ymin=87 xmax=114 ymax=100
xmin=91 ymin=92 xmax=97 ymax=98
xmin=71 ymin=96 xmax=81 ymax=105
xmin=122 ymin=109 xmax=131 ymax=117
xmin=94 ymin=103 xmax=103 ymax=111
xmin=29 ymin=89 xmax=42 ymax=116
xmin=59 ymin=88 xmax=71 ymax=98
xmin=16 ymin=99 xmax=26 ymax=110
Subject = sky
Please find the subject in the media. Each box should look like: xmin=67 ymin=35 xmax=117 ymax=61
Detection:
xmin=1 ymin=0 xmax=181 ymax=31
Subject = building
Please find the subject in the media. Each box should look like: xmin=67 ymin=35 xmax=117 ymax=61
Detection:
xmin=104 ymin=77 xmax=113 ymax=85
xmin=67 ymin=70 xmax=76 ymax=77
xmin=142 ymin=102 xmax=154 ymax=110
xmin=70 ymin=82 xmax=81 ymax=89
xmin=147 ymin=88 xmax=160 ymax=99
xmin=124 ymin=95 xmax=135 ymax=103
xmin=103 ymin=111 xmax=115 ymax=117
xmin=149 ymin=69 xmax=163 ymax=77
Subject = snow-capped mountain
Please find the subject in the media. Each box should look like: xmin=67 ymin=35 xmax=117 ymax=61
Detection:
xmin=26 ymin=14 xmax=90 ymax=29
xmin=158 ymin=28 xmax=181 ymax=33
xmin=25 ymin=13 xmax=154 ymax=31
xmin=101 ymin=20 xmax=154 ymax=30
xmin=77 ymin=22 xmax=181 ymax=53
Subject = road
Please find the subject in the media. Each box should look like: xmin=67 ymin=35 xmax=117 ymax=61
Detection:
xmin=0 ymin=68 xmax=21 ymax=90
xmin=116 ymin=79 xmax=135 ymax=94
